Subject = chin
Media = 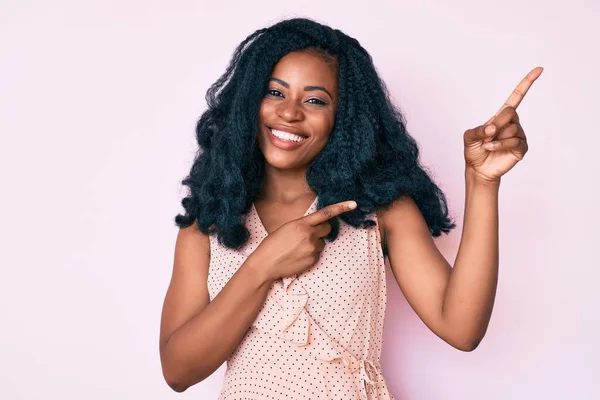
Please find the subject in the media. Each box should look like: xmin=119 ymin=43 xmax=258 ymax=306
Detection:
xmin=257 ymin=130 xmax=305 ymax=170
xmin=262 ymin=151 xmax=306 ymax=170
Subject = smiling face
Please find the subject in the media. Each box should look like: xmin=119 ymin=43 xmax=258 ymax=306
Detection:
xmin=257 ymin=49 xmax=339 ymax=170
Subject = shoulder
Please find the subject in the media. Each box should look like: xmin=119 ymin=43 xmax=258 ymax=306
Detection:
xmin=175 ymin=222 xmax=211 ymax=259
xmin=376 ymin=195 xmax=427 ymax=238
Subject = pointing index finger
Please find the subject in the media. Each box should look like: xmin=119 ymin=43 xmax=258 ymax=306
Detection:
xmin=486 ymin=66 xmax=543 ymax=125
xmin=303 ymin=201 xmax=357 ymax=226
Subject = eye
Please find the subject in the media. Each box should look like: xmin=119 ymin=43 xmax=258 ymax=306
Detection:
xmin=266 ymin=89 xmax=283 ymax=97
xmin=306 ymin=98 xmax=327 ymax=106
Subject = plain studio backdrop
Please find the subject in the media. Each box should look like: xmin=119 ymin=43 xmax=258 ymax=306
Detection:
xmin=1 ymin=0 xmax=598 ymax=399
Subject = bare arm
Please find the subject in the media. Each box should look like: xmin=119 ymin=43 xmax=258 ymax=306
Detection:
xmin=441 ymin=170 xmax=499 ymax=349
xmin=159 ymin=224 xmax=274 ymax=392
xmin=159 ymin=200 xmax=356 ymax=391
xmin=384 ymin=68 xmax=541 ymax=351
xmin=382 ymin=171 xmax=499 ymax=352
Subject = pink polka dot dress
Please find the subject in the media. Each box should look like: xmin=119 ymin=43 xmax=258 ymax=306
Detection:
xmin=207 ymin=196 xmax=396 ymax=399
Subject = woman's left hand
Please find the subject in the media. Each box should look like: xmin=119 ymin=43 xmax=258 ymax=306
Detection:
xmin=463 ymin=67 xmax=543 ymax=182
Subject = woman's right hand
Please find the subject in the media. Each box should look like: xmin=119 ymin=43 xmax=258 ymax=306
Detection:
xmin=249 ymin=200 xmax=357 ymax=282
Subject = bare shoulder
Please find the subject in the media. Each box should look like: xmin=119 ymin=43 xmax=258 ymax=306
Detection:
xmin=376 ymin=195 xmax=425 ymax=240
xmin=175 ymin=223 xmax=211 ymax=258
xmin=159 ymin=223 xmax=211 ymax=352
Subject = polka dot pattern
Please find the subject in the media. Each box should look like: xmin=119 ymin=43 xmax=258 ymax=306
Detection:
xmin=207 ymin=196 xmax=395 ymax=399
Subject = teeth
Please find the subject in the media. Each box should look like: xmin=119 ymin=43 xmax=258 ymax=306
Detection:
xmin=271 ymin=129 xmax=307 ymax=143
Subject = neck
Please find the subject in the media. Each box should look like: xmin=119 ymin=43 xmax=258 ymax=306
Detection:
xmin=258 ymin=164 xmax=315 ymax=203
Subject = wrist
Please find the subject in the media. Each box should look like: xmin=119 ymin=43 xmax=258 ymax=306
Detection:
xmin=243 ymin=255 xmax=277 ymax=286
xmin=465 ymin=167 xmax=501 ymax=189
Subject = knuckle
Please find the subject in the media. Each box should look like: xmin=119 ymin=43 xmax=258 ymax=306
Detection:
xmin=321 ymin=207 xmax=332 ymax=220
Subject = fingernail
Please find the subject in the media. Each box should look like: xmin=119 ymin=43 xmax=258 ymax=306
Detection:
xmin=484 ymin=142 xmax=495 ymax=150
xmin=348 ymin=201 xmax=357 ymax=209
xmin=485 ymin=125 xmax=496 ymax=135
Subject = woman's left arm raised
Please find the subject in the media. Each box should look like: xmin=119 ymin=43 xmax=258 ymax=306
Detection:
xmin=382 ymin=67 xmax=543 ymax=351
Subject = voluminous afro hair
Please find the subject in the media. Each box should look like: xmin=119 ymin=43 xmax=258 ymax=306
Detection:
xmin=175 ymin=17 xmax=456 ymax=251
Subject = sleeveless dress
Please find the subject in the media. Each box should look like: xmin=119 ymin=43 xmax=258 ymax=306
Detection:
xmin=207 ymin=196 xmax=396 ymax=400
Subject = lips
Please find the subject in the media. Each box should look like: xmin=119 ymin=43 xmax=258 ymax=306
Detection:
xmin=265 ymin=125 xmax=309 ymax=150
xmin=268 ymin=125 xmax=309 ymax=138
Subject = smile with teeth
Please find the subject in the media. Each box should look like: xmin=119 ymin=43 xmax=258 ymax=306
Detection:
xmin=270 ymin=128 xmax=308 ymax=143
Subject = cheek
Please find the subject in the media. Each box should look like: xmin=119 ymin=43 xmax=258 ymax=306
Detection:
xmin=257 ymin=104 xmax=266 ymax=122
xmin=257 ymin=103 xmax=270 ymax=138
xmin=258 ymin=99 xmax=276 ymax=119
xmin=315 ymin=115 xmax=335 ymax=140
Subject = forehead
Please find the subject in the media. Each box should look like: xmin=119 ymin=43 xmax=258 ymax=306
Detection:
xmin=270 ymin=50 xmax=338 ymax=86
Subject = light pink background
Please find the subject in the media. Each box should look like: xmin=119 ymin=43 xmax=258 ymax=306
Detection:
xmin=1 ymin=1 xmax=598 ymax=399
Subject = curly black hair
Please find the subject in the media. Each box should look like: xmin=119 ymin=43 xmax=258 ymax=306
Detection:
xmin=175 ymin=17 xmax=456 ymax=250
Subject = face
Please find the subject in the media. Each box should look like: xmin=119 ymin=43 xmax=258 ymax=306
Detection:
xmin=257 ymin=49 xmax=338 ymax=170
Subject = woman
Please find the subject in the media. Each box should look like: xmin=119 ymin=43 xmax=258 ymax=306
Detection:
xmin=159 ymin=17 xmax=542 ymax=399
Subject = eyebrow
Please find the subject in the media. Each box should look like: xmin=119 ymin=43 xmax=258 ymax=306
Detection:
xmin=269 ymin=77 xmax=333 ymax=101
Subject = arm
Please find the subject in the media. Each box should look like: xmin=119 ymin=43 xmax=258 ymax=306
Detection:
xmin=159 ymin=225 xmax=274 ymax=392
xmin=383 ymin=66 xmax=542 ymax=351
xmin=381 ymin=170 xmax=499 ymax=351
xmin=159 ymin=200 xmax=357 ymax=391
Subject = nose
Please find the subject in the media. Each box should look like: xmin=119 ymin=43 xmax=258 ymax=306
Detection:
xmin=275 ymin=99 xmax=304 ymax=122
